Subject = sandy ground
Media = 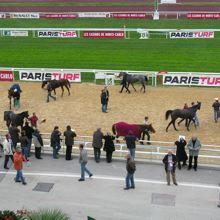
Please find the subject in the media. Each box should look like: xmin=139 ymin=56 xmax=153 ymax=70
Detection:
xmin=0 ymin=82 xmax=219 ymax=146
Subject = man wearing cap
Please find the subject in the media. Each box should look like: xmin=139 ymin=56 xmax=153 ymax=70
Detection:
xmin=212 ymin=98 xmax=220 ymax=123
xmin=13 ymin=147 xmax=27 ymax=185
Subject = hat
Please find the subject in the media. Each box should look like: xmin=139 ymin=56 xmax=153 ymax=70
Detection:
xmin=214 ymin=97 xmax=218 ymax=101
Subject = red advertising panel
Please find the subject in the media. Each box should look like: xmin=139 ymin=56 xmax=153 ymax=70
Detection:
xmin=43 ymin=14 xmax=78 ymax=19
xmin=83 ymin=31 xmax=124 ymax=38
xmin=187 ymin=13 xmax=220 ymax=19
xmin=111 ymin=13 xmax=146 ymax=19
xmin=0 ymin=70 xmax=14 ymax=81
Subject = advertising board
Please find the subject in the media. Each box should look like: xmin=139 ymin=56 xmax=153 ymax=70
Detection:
xmin=83 ymin=31 xmax=124 ymax=38
xmin=169 ymin=31 xmax=214 ymax=39
xmin=38 ymin=31 xmax=77 ymax=38
xmin=163 ymin=74 xmax=220 ymax=87
xmin=19 ymin=70 xmax=81 ymax=82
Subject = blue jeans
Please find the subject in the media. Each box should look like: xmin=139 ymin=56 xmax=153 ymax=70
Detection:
xmin=214 ymin=110 xmax=219 ymax=122
xmin=129 ymin=148 xmax=135 ymax=160
xmin=22 ymin=147 xmax=28 ymax=160
xmin=53 ymin=144 xmax=61 ymax=158
xmin=27 ymin=138 xmax=32 ymax=157
xmin=126 ymin=172 xmax=135 ymax=188
xmin=15 ymin=170 xmax=25 ymax=183
xmin=193 ymin=114 xmax=199 ymax=126
xmin=93 ymin=148 xmax=101 ymax=162
xmin=102 ymin=104 xmax=107 ymax=112
xmin=80 ymin=162 xmax=92 ymax=180
xmin=47 ymin=91 xmax=56 ymax=102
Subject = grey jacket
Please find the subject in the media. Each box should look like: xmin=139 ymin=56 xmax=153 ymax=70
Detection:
xmin=79 ymin=149 xmax=88 ymax=164
xmin=187 ymin=139 xmax=201 ymax=156
xmin=92 ymin=130 xmax=103 ymax=149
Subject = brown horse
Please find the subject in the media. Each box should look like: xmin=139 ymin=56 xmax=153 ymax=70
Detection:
xmin=41 ymin=79 xmax=71 ymax=96
xmin=112 ymin=121 xmax=156 ymax=144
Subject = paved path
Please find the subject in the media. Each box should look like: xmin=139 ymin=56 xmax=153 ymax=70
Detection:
xmin=0 ymin=155 xmax=219 ymax=219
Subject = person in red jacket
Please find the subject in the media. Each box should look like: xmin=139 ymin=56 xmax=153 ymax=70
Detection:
xmin=13 ymin=147 xmax=27 ymax=185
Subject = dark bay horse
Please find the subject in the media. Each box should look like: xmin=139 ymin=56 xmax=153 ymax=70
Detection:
xmin=4 ymin=111 xmax=29 ymax=128
xmin=42 ymin=79 xmax=71 ymax=96
xmin=119 ymin=72 xmax=148 ymax=93
xmin=165 ymin=102 xmax=201 ymax=132
xmin=112 ymin=121 xmax=156 ymax=143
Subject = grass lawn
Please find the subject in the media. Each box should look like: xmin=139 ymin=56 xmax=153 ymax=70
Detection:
xmin=0 ymin=19 xmax=220 ymax=73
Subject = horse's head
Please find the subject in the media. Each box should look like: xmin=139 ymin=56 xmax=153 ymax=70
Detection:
xmin=21 ymin=111 xmax=29 ymax=119
xmin=42 ymin=80 xmax=48 ymax=89
xmin=148 ymin=124 xmax=156 ymax=133
xmin=194 ymin=101 xmax=201 ymax=110
xmin=118 ymin=72 xmax=127 ymax=78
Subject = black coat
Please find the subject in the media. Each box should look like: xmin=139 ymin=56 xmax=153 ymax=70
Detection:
xmin=103 ymin=135 xmax=115 ymax=152
xmin=162 ymin=154 xmax=177 ymax=172
xmin=50 ymin=130 xmax=61 ymax=147
xmin=23 ymin=125 xmax=34 ymax=139
xmin=101 ymin=91 xmax=108 ymax=105
xmin=175 ymin=140 xmax=188 ymax=162
xmin=9 ymin=126 xmax=20 ymax=144
xmin=64 ymin=129 xmax=76 ymax=146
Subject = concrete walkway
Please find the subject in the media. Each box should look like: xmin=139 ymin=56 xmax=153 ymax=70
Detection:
xmin=0 ymin=154 xmax=219 ymax=220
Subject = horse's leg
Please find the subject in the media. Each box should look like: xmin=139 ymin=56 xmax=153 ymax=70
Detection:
xmin=173 ymin=119 xmax=178 ymax=131
xmin=120 ymin=85 xmax=124 ymax=93
xmin=54 ymin=89 xmax=56 ymax=95
xmin=64 ymin=84 xmax=70 ymax=95
xmin=166 ymin=120 xmax=173 ymax=132
xmin=61 ymin=86 xmax=64 ymax=97
xmin=9 ymin=98 xmax=11 ymax=110
xmin=125 ymin=83 xmax=131 ymax=93
xmin=142 ymin=84 xmax=146 ymax=93
xmin=131 ymin=83 xmax=136 ymax=92
xmin=177 ymin=118 xmax=185 ymax=126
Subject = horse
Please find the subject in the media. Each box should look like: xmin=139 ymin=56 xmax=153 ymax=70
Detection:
xmin=118 ymin=72 xmax=148 ymax=93
xmin=165 ymin=102 xmax=201 ymax=132
xmin=8 ymin=84 xmax=22 ymax=110
xmin=4 ymin=111 xmax=29 ymax=129
xmin=41 ymin=79 xmax=71 ymax=96
xmin=112 ymin=121 xmax=156 ymax=144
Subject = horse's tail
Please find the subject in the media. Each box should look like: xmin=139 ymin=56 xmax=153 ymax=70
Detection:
xmin=112 ymin=124 xmax=116 ymax=135
xmin=144 ymin=75 xmax=148 ymax=82
xmin=165 ymin=110 xmax=173 ymax=120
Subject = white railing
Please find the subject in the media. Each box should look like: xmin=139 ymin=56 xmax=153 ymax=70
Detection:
xmin=1 ymin=130 xmax=220 ymax=163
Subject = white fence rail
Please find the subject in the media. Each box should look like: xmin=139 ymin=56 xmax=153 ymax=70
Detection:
xmin=1 ymin=130 xmax=220 ymax=163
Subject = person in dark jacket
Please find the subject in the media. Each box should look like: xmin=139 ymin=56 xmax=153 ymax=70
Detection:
xmin=175 ymin=137 xmax=188 ymax=169
xmin=124 ymin=131 xmax=137 ymax=160
xmin=23 ymin=121 xmax=34 ymax=157
xmin=47 ymin=83 xmax=56 ymax=103
xmin=162 ymin=150 xmax=178 ymax=186
xmin=212 ymin=98 xmax=220 ymax=123
xmin=103 ymin=132 xmax=115 ymax=163
xmin=104 ymin=86 xmax=110 ymax=110
xmin=50 ymin=126 xmax=61 ymax=159
xmin=63 ymin=125 xmax=77 ymax=160
xmin=20 ymin=131 xmax=29 ymax=161
xmin=100 ymin=89 xmax=108 ymax=113
xmin=124 ymin=154 xmax=136 ymax=190
xmin=8 ymin=124 xmax=20 ymax=150
xmin=92 ymin=128 xmax=104 ymax=163
xmin=32 ymin=129 xmax=43 ymax=159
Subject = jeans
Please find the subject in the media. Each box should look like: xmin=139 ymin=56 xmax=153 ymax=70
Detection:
xmin=80 ymin=162 xmax=92 ymax=180
xmin=102 ymin=104 xmax=107 ymax=112
xmin=22 ymin=147 xmax=28 ymax=160
xmin=194 ymin=114 xmax=199 ymax=127
xmin=214 ymin=110 xmax=219 ymax=122
xmin=125 ymin=172 xmax=135 ymax=188
xmin=15 ymin=170 xmax=25 ymax=183
xmin=128 ymin=148 xmax=135 ymax=160
xmin=189 ymin=156 xmax=198 ymax=169
xmin=27 ymin=138 xmax=32 ymax=157
xmin=53 ymin=144 xmax=61 ymax=158
xmin=47 ymin=91 xmax=56 ymax=102
xmin=94 ymin=148 xmax=101 ymax=162
xmin=166 ymin=171 xmax=177 ymax=185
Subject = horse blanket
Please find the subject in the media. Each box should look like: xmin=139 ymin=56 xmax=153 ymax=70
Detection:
xmin=114 ymin=122 xmax=142 ymax=138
